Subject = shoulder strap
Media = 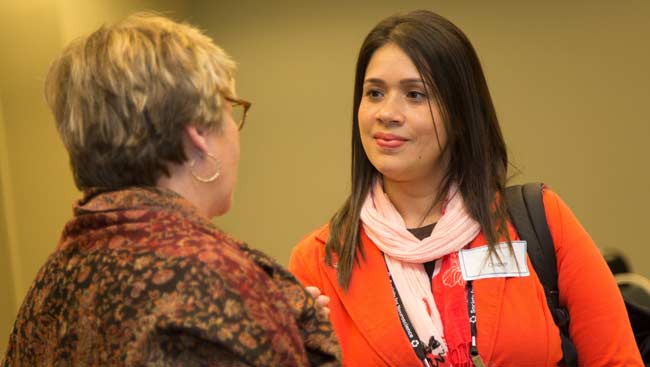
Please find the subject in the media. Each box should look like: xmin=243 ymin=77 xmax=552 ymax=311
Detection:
xmin=505 ymin=183 xmax=578 ymax=367
xmin=505 ymin=183 xmax=558 ymax=293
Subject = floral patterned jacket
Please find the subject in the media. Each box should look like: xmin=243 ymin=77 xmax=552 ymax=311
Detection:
xmin=2 ymin=187 xmax=340 ymax=366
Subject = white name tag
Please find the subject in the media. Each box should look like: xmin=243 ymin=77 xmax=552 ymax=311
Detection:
xmin=459 ymin=241 xmax=529 ymax=281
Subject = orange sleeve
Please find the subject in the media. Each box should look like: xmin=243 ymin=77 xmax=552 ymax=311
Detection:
xmin=288 ymin=229 xmax=325 ymax=291
xmin=543 ymin=189 xmax=642 ymax=366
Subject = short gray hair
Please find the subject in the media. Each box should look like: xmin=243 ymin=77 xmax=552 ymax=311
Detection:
xmin=45 ymin=12 xmax=236 ymax=189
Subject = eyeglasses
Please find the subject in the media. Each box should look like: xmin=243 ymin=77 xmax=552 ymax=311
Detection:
xmin=225 ymin=96 xmax=251 ymax=131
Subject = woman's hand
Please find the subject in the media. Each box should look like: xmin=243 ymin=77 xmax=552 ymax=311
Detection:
xmin=305 ymin=286 xmax=331 ymax=319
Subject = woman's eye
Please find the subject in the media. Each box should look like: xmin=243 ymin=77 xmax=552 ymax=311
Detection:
xmin=406 ymin=91 xmax=427 ymax=101
xmin=365 ymin=89 xmax=384 ymax=99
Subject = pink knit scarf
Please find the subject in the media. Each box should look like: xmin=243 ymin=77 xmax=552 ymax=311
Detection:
xmin=360 ymin=179 xmax=480 ymax=365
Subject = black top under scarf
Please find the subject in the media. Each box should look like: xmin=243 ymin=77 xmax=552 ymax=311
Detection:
xmin=406 ymin=223 xmax=437 ymax=280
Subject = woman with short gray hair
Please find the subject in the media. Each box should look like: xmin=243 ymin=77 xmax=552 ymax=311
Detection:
xmin=3 ymin=13 xmax=340 ymax=366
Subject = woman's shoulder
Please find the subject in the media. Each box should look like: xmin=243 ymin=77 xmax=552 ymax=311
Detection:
xmin=507 ymin=184 xmax=591 ymax=262
xmin=289 ymin=223 xmax=331 ymax=283
xmin=539 ymin=185 xmax=586 ymax=248
xmin=540 ymin=185 xmax=567 ymax=220
xmin=293 ymin=223 xmax=331 ymax=254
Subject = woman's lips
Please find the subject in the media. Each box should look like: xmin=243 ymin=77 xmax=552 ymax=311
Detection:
xmin=374 ymin=132 xmax=408 ymax=149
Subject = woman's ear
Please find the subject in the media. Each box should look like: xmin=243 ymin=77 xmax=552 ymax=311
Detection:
xmin=184 ymin=125 xmax=210 ymax=156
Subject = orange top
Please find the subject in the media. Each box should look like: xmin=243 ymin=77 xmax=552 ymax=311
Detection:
xmin=289 ymin=189 xmax=642 ymax=366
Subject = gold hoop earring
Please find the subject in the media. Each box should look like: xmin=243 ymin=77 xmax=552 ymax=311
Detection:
xmin=189 ymin=153 xmax=221 ymax=183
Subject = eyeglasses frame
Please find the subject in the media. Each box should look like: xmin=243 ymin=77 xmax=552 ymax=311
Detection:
xmin=224 ymin=96 xmax=251 ymax=131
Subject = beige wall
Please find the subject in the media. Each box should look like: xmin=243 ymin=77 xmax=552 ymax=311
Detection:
xmin=0 ymin=93 xmax=17 ymax=357
xmin=0 ymin=0 xmax=648 ymax=349
xmin=0 ymin=1 xmax=70 ymax=315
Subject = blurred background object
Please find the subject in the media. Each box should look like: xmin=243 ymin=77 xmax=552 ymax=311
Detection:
xmin=603 ymin=247 xmax=650 ymax=363
xmin=616 ymin=273 xmax=650 ymax=308
xmin=603 ymin=247 xmax=650 ymax=308
xmin=603 ymin=247 xmax=632 ymax=275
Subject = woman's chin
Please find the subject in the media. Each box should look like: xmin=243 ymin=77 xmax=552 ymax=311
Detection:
xmin=375 ymin=166 xmax=411 ymax=183
xmin=208 ymin=196 xmax=232 ymax=218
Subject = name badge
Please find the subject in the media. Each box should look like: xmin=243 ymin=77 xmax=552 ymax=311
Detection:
xmin=459 ymin=241 xmax=529 ymax=281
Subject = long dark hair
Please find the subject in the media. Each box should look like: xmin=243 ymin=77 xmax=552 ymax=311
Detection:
xmin=325 ymin=10 xmax=511 ymax=289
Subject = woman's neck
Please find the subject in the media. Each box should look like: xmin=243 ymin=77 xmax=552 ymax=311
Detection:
xmin=157 ymin=164 xmax=212 ymax=219
xmin=382 ymin=176 xmax=444 ymax=228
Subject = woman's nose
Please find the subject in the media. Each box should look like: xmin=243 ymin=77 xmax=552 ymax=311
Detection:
xmin=375 ymin=95 xmax=404 ymax=125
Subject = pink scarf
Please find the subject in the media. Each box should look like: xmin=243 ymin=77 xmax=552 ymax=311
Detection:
xmin=360 ymin=179 xmax=480 ymax=366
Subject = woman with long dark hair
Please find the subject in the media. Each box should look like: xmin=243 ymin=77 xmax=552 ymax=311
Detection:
xmin=289 ymin=10 xmax=641 ymax=367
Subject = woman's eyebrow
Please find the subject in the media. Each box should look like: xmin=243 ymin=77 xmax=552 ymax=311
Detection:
xmin=363 ymin=78 xmax=385 ymax=85
xmin=399 ymin=78 xmax=425 ymax=85
xmin=363 ymin=78 xmax=424 ymax=85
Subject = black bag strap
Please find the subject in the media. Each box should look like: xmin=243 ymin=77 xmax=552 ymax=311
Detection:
xmin=505 ymin=183 xmax=578 ymax=367
xmin=506 ymin=183 xmax=558 ymax=292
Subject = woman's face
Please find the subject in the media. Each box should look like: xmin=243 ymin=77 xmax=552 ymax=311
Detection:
xmin=205 ymin=100 xmax=240 ymax=217
xmin=358 ymin=43 xmax=447 ymax=185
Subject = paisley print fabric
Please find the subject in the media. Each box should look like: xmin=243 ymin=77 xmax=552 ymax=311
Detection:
xmin=2 ymin=187 xmax=340 ymax=366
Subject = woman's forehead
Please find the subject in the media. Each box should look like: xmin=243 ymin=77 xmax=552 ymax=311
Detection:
xmin=364 ymin=43 xmax=422 ymax=81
